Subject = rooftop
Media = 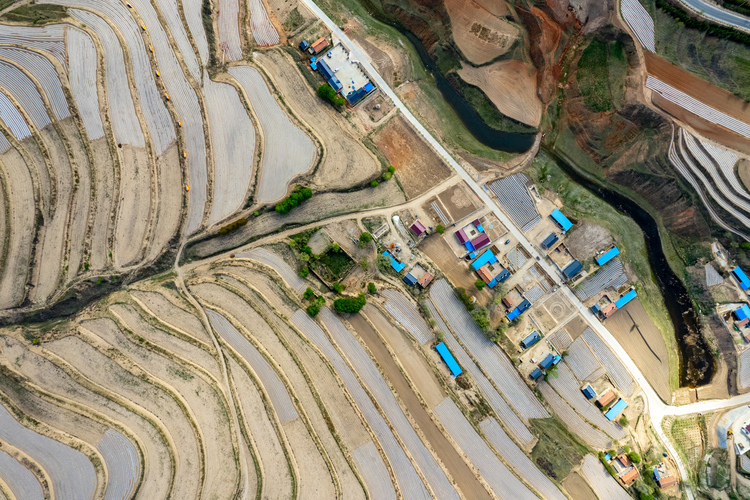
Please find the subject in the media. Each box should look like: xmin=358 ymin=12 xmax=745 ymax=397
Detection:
xmin=550 ymin=208 xmax=572 ymax=232
xmin=596 ymin=246 xmax=620 ymax=266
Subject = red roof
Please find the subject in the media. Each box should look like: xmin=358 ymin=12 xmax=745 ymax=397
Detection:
xmin=455 ymin=229 xmax=469 ymax=244
xmin=601 ymin=303 xmax=617 ymax=317
xmin=417 ymin=272 xmax=434 ymax=288
xmin=477 ymin=265 xmax=493 ymax=284
xmin=597 ymin=390 xmax=616 ymax=407
xmin=620 ymin=468 xmax=639 ymax=485
xmin=411 ymin=220 xmax=426 ymax=236
xmin=471 ymin=233 xmax=490 ymax=250
xmin=311 ymin=37 xmax=328 ymax=53
xmin=658 ymin=476 xmax=676 ymax=488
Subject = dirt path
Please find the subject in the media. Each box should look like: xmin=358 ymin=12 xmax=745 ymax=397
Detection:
xmin=346 ymin=313 xmax=492 ymax=500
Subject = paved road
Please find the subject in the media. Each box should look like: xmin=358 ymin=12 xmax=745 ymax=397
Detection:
xmin=300 ymin=1 xmax=750 ymax=497
xmin=679 ymin=0 xmax=750 ymax=32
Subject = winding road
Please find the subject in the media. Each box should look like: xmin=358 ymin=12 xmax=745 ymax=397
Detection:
xmin=679 ymin=0 xmax=750 ymax=32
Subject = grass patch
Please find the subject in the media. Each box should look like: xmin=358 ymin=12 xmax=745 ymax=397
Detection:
xmin=606 ymin=40 xmax=629 ymax=109
xmin=576 ymin=39 xmax=611 ymax=112
xmin=530 ymin=152 xmax=680 ymax=392
xmin=283 ymin=7 xmax=304 ymax=32
xmin=666 ymin=415 xmax=705 ymax=484
xmin=1 ymin=4 xmax=66 ymax=24
xmin=529 ymin=417 xmax=591 ymax=481
xmin=312 ymin=248 xmax=355 ymax=283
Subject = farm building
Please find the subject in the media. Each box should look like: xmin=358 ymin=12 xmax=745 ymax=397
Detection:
xmin=550 ymin=208 xmax=572 ymax=232
xmin=403 ymin=273 xmax=418 ymax=286
xmin=382 ymin=251 xmax=405 ymax=272
xmin=539 ymin=353 xmax=555 ymax=370
xmin=591 ymin=304 xmax=600 ymax=314
xmin=471 ymin=248 xmax=497 ymax=270
xmin=614 ymin=288 xmax=637 ymax=309
xmin=735 ymin=304 xmax=750 ymax=327
xmin=476 ymin=266 xmax=493 ymax=284
xmin=502 ymin=296 xmax=513 ymax=308
xmin=309 ymin=37 xmax=328 ymax=54
xmin=597 ymin=389 xmax=616 ymax=408
xmin=471 ymin=249 xmax=508 ymax=288
xmin=455 ymin=228 xmax=469 ymax=244
xmin=541 ymin=233 xmax=558 ymax=250
xmin=417 ymin=272 xmax=434 ymax=288
xmin=315 ymin=59 xmax=342 ymax=92
xmin=507 ymin=299 xmax=531 ymax=321
xmin=530 ymin=368 xmax=543 ymax=380
xmin=619 ymin=467 xmax=639 ymax=486
xmin=601 ymin=303 xmax=618 ymax=318
xmin=299 ymin=40 xmax=310 ymax=51
xmin=469 ymin=233 xmax=491 ymax=251
xmin=346 ymin=82 xmax=375 ymax=106
xmin=734 ymin=267 xmax=750 ymax=290
xmin=562 ymin=260 xmax=583 ymax=280
xmin=435 ymin=342 xmax=462 ymax=376
xmin=520 ymin=331 xmax=540 ymax=349
xmin=605 ymin=398 xmax=628 ymax=420
xmin=596 ymin=246 xmax=620 ymax=266
xmin=582 ymin=384 xmax=596 ymax=399
xmin=410 ymin=220 xmax=426 ymax=236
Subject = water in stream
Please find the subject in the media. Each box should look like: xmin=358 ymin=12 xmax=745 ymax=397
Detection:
xmin=394 ymin=24 xmax=715 ymax=386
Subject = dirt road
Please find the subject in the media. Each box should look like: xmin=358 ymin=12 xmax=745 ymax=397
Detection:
xmin=347 ymin=313 xmax=492 ymax=500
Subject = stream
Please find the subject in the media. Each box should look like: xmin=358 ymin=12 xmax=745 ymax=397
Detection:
xmin=392 ymin=23 xmax=715 ymax=386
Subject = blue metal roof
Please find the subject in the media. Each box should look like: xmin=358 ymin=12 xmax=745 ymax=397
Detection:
xmin=517 ymin=299 xmax=531 ymax=313
xmin=299 ymin=40 xmax=310 ymax=50
xmin=653 ymin=469 xmax=661 ymax=481
xmin=591 ymin=304 xmax=601 ymax=313
xmin=487 ymin=278 xmax=497 ymax=289
xmin=550 ymin=208 xmax=572 ymax=232
xmin=736 ymin=304 xmax=750 ymax=321
xmin=541 ymin=233 xmax=558 ymax=249
xmin=346 ymin=87 xmax=367 ymax=104
xmin=476 ymin=224 xmax=484 ymax=233
xmin=464 ymin=241 xmax=475 ymax=252
xmin=563 ymin=260 xmax=582 ymax=280
xmin=507 ymin=309 xmax=521 ymax=321
xmin=520 ymin=331 xmax=540 ymax=349
xmin=605 ymin=399 xmax=628 ymax=420
xmin=436 ymin=342 xmax=462 ymax=376
xmin=471 ymin=249 xmax=497 ymax=270
xmin=735 ymin=267 xmax=750 ymax=290
xmin=530 ymin=368 xmax=543 ymax=380
xmin=496 ymin=269 xmax=511 ymax=283
xmin=316 ymin=59 xmax=342 ymax=91
xmin=540 ymin=353 xmax=555 ymax=369
xmin=382 ymin=251 xmax=405 ymax=272
xmin=582 ymin=385 xmax=596 ymax=399
xmin=403 ymin=273 xmax=417 ymax=286
xmin=615 ymin=289 xmax=637 ymax=309
xmin=363 ymin=82 xmax=374 ymax=92
xmin=596 ymin=246 xmax=620 ymax=266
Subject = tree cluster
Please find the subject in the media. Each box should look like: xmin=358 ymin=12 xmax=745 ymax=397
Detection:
xmin=317 ymin=84 xmax=345 ymax=107
xmin=333 ymin=293 xmax=366 ymax=314
xmin=276 ymin=186 xmax=313 ymax=215
xmin=218 ymin=217 xmax=248 ymax=235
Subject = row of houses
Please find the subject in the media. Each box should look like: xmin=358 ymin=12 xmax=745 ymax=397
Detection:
xmin=529 ymin=351 xmax=562 ymax=380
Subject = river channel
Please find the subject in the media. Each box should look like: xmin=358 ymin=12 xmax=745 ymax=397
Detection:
xmin=391 ymin=24 xmax=715 ymax=386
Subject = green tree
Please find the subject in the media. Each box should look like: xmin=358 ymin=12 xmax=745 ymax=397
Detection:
xmin=620 ymin=415 xmax=629 ymax=427
xmin=334 ymin=294 xmax=366 ymax=314
xmin=370 ymin=180 xmax=379 ymax=188
xmin=383 ymin=172 xmax=392 ymax=181
xmin=367 ymin=282 xmax=377 ymax=294
xmin=304 ymin=287 xmax=315 ymax=300
xmin=333 ymin=283 xmax=345 ymax=294
xmin=388 ymin=165 xmax=395 ymax=173
xmin=470 ymin=308 xmax=490 ymax=332
xmin=436 ymin=225 xmax=445 ymax=234
xmin=474 ymin=279 xmax=486 ymax=291
xmin=300 ymin=267 xmax=309 ymax=278
xmin=360 ymin=257 xmax=369 ymax=270
xmin=377 ymin=255 xmax=391 ymax=273
xmin=360 ymin=232 xmax=373 ymax=243
xmin=628 ymin=451 xmax=641 ymax=464
xmin=307 ymin=303 xmax=320 ymax=317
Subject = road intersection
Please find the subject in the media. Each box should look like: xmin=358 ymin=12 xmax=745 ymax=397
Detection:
xmin=300 ymin=1 xmax=750 ymax=495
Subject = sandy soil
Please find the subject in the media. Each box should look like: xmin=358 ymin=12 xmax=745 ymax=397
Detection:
xmin=563 ymin=471 xmax=597 ymax=500
xmin=739 ymin=159 xmax=750 ymax=193
xmin=0 ymin=146 xmax=34 ymax=309
xmin=346 ymin=311 xmax=492 ymax=500
xmin=606 ymin=299 xmax=671 ymax=401
xmin=228 ymin=355 xmax=292 ymax=500
xmin=373 ymin=115 xmax=453 ymax=199
xmin=214 ymin=264 xmax=298 ymax=317
xmin=458 ymin=60 xmax=542 ymax=127
xmin=565 ymin=222 xmax=613 ymax=261
xmin=255 ymin=50 xmax=380 ymax=191
xmin=88 ymin=139 xmax=115 ymax=271
xmin=146 ymin=143 xmax=181 ymax=262
xmin=472 ymin=0 xmax=509 ymax=16
xmin=20 ymin=136 xmax=51 ymax=216
xmin=420 ymin=235 xmax=493 ymax=305
xmin=0 ymin=335 xmax=172 ymax=499
xmin=81 ymin=316 xmax=239 ymax=499
xmin=436 ymin=182 xmax=482 ymax=222
xmin=130 ymin=290 xmax=213 ymax=346
xmin=44 ymin=335 xmax=201 ymax=499
xmin=444 ymin=0 xmax=518 ymax=64
xmin=114 ymin=145 xmax=151 ymax=268
xmin=282 ymin=417 xmax=336 ymax=500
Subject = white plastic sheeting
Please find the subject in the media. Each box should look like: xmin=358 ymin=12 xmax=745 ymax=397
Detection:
xmin=70 ymin=10 xmax=145 ymax=147
xmin=0 ymin=447 xmax=43 ymax=500
xmin=0 ymin=47 xmax=69 ymax=120
xmin=581 ymin=327 xmax=636 ymax=395
xmin=219 ymin=0 xmax=243 ymax=60
xmin=66 ymin=28 xmax=105 ymax=140
xmin=235 ymin=247 xmax=307 ymax=292
xmin=538 ymin=382 xmax=611 ymax=449
xmin=0 ymin=23 xmax=66 ymax=68
xmin=580 ymin=454 xmax=632 ymax=500
xmin=97 ymin=428 xmax=141 ymax=500
xmin=351 ymin=442 xmax=397 ymax=500
xmin=0 ymin=59 xmax=51 ymax=130
xmin=202 ymin=72 xmax=255 ymax=225
xmin=246 ymin=0 xmax=279 ymax=46
xmin=381 ymin=289 xmax=434 ymax=344
xmin=621 ymin=0 xmax=655 ymax=52
xmin=153 ymin=0 xmax=201 ymax=80
xmin=182 ymin=0 xmax=209 ymax=65
xmin=0 ymin=90 xmax=31 ymax=140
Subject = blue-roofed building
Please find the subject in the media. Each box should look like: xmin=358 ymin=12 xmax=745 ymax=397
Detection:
xmin=520 ymin=331 xmax=540 ymax=349
xmin=605 ymin=398 xmax=628 ymax=420
xmin=582 ymin=384 xmax=596 ymax=399
xmin=591 ymin=304 xmax=601 ymax=314
xmin=530 ymin=368 xmax=543 ymax=380
xmin=299 ymin=40 xmax=310 ymax=51
xmin=735 ymin=304 xmax=750 ymax=327
xmin=596 ymin=246 xmax=620 ymax=266
xmin=382 ymin=251 xmax=405 ymax=273
xmin=517 ymin=299 xmax=531 ymax=313
xmin=562 ymin=260 xmax=582 ymax=280
xmin=471 ymin=249 xmax=498 ymax=270
xmin=734 ymin=267 xmax=750 ymax=290
xmin=604 ymin=453 xmax=612 ymax=461
xmin=550 ymin=208 xmax=572 ymax=232
xmin=464 ymin=241 xmax=475 ymax=252
xmin=541 ymin=233 xmax=558 ymax=250
xmin=539 ymin=353 xmax=555 ymax=370
xmin=364 ymin=82 xmax=374 ymax=92
xmin=403 ymin=273 xmax=417 ymax=286
xmin=496 ymin=269 xmax=511 ymax=283
xmin=310 ymin=62 xmax=318 ymax=71
xmin=653 ymin=469 xmax=660 ymax=481
xmin=435 ymin=342 xmax=462 ymax=376
xmin=346 ymin=87 xmax=368 ymax=105
xmin=507 ymin=309 xmax=521 ymax=321
xmin=316 ymin=59 xmax=343 ymax=92
xmin=615 ymin=288 xmax=637 ymax=309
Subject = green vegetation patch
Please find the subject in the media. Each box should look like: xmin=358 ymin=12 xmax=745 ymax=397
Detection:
xmin=530 ymin=417 xmax=591 ymax=480
xmin=201 ymin=0 xmax=218 ymax=68
xmin=283 ymin=7 xmax=304 ymax=32
xmin=276 ymin=185 xmax=313 ymax=215
xmin=333 ymin=293 xmax=366 ymax=313
xmin=311 ymin=246 xmax=354 ymax=283
xmin=576 ymin=40 xmax=611 ymax=112
xmin=606 ymin=40 xmax=629 ymax=109
xmin=2 ymin=4 xmax=67 ymax=24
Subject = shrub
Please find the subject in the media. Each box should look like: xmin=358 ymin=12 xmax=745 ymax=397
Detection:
xmin=334 ymin=293 xmax=366 ymax=314
xmin=470 ymin=308 xmax=490 ymax=332
xmin=370 ymin=180 xmax=379 ymax=188
xmin=436 ymin=225 xmax=445 ymax=234
xmin=360 ymin=257 xmax=369 ymax=270
xmin=456 ymin=287 xmax=475 ymax=311
xmin=377 ymin=255 xmax=391 ymax=273
xmin=598 ymin=452 xmax=617 ymax=477
xmin=276 ymin=186 xmax=314 ymax=215
xmin=628 ymin=451 xmax=641 ymax=464
xmin=304 ymin=287 xmax=315 ymax=300
xmin=300 ymin=267 xmax=309 ymax=278
xmin=333 ymin=283 xmax=345 ymax=294
xmin=219 ymin=217 xmax=248 ymax=235
xmin=317 ymin=84 xmax=345 ymax=107
xmin=360 ymin=232 xmax=373 ymax=243
xmin=367 ymin=282 xmax=377 ymax=294
xmin=474 ymin=279 xmax=486 ymax=291
xmin=620 ymin=415 xmax=629 ymax=427
xmin=307 ymin=303 xmax=320 ymax=317
xmin=383 ymin=172 xmax=392 ymax=181
xmin=388 ymin=165 xmax=396 ymax=173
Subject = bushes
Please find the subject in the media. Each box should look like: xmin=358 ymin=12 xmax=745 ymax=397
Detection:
xmin=276 ymin=186 xmax=313 ymax=215
xmin=359 ymin=232 xmax=373 ymax=244
xmin=577 ymin=40 xmax=611 ymax=112
xmin=367 ymin=282 xmax=377 ymax=294
xmin=218 ymin=217 xmax=248 ymax=235
xmin=628 ymin=451 xmax=641 ymax=464
xmin=383 ymin=172 xmax=392 ymax=181
xmin=334 ymin=293 xmax=366 ymax=314
xmin=307 ymin=303 xmax=321 ymax=316
xmin=474 ymin=279 xmax=486 ymax=291
xmin=436 ymin=225 xmax=445 ymax=234
xmin=598 ymin=452 xmax=617 ymax=477
xmin=318 ymin=84 xmax=345 ymax=107
xmin=332 ymin=283 xmax=345 ymax=294
xmin=456 ymin=287 xmax=475 ymax=311
xmin=300 ymin=267 xmax=309 ymax=278
xmin=370 ymin=180 xmax=379 ymax=188
xmin=470 ymin=307 xmax=490 ymax=332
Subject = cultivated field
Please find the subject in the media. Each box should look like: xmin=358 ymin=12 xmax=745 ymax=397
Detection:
xmin=443 ymin=0 xmax=518 ymax=64
xmin=457 ymin=61 xmax=542 ymax=127
xmin=580 ymin=454 xmax=632 ymax=500
xmin=219 ymin=0 xmax=243 ymax=60
xmin=538 ymin=382 xmax=612 ymax=449
xmin=373 ymin=115 xmax=453 ymax=199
